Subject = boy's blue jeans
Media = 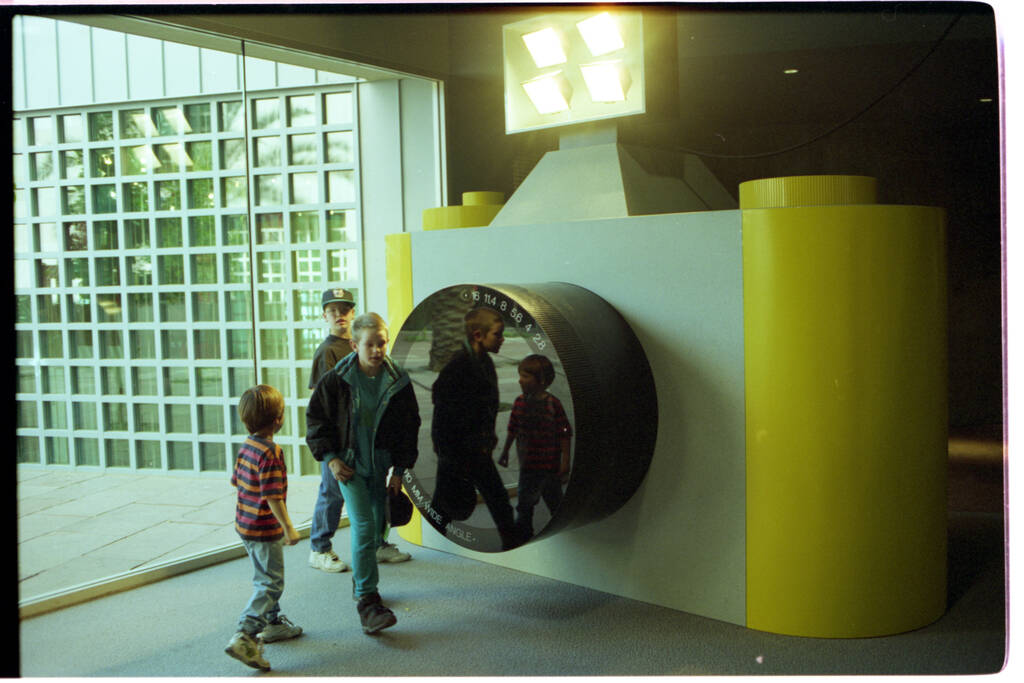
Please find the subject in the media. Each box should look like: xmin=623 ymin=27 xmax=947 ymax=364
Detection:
xmin=337 ymin=473 xmax=385 ymax=599
xmin=238 ymin=539 xmax=284 ymax=635
xmin=310 ymin=459 xmax=345 ymax=552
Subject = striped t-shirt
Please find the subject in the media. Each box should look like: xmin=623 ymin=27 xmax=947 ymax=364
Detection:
xmin=507 ymin=393 xmax=572 ymax=473
xmin=231 ymin=436 xmax=287 ymax=542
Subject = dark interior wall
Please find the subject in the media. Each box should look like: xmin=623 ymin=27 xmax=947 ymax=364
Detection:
xmin=444 ymin=8 xmax=561 ymax=201
xmin=442 ymin=6 xmax=1002 ymax=432
xmin=699 ymin=120 xmax=1002 ymax=430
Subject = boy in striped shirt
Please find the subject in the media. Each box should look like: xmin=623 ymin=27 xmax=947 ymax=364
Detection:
xmin=225 ymin=385 xmax=302 ymax=671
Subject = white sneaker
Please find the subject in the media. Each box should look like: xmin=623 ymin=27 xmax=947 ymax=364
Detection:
xmin=225 ymin=631 xmax=270 ymax=671
xmin=259 ymin=614 xmax=303 ymax=642
xmin=309 ymin=548 xmax=349 ymax=573
xmin=376 ymin=542 xmax=411 ymax=564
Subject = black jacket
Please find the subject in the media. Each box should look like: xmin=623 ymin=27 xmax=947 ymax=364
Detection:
xmin=431 ymin=344 xmax=499 ymax=461
xmin=305 ymin=353 xmax=421 ymax=473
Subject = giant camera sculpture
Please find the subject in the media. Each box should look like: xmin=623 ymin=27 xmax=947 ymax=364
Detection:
xmin=390 ymin=282 xmax=658 ymax=553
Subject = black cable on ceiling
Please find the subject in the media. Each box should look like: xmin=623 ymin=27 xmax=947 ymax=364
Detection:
xmin=673 ymin=12 xmax=964 ymax=161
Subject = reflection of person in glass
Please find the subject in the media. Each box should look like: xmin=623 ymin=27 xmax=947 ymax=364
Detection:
xmin=498 ymin=355 xmax=572 ymax=538
xmin=305 ymin=313 xmax=420 ymax=635
xmin=430 ymin=307 xmax=519 ymax=549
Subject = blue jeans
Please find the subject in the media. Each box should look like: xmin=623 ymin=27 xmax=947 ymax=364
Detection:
xmin=310 ymin=459 xmax=345 ymax=553
xmin=337 ymin=474 xmax=385 ymax=599
xmin=238 ymin=539 xmax=284 ymax=635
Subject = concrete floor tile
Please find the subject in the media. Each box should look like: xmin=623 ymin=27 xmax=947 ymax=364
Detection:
xmin=42 ymin=488 xmax=140 ymax=516
xmin=18 ymin=470 xmax=108 ymax=489
xmin=16 ymin=483 xmax=68 ymax=499
xmin=18 ymin=468 xmax=323 ymax=602
xmin=78 ymin=502 xmax=200 ymax=534
xmin=104 ymin=475 xmax=180 ymax=499
xmin=17 ymin=494 xmax=67 ymax=516
xmin=19 ymin=529 xmax=130 ymax=577
xmin=55 ymin=472 xmax=141 ymax=497
xmin=18 ymin=512 xmax=90 ymax=542
xmin=193 ymin=523 xmax=241 ymax=547
xmin=284 ymin=485 xmax=319 ymax=524
xmin=181 ymin=499 xmax=236 ymax=525
xmin=83 ymin=521 xmax=225 ymax=568
xmin=17 ymin=468 xmax=50 ymax=483
xmin=289 ymin=511 xmax=315 ymax=526
xmin=102 ymin=477 xmax=235 ymax=508
xmin=19 ymin=554 xmax=133 ymax=601
xmin=290 ymin=511 xmax=315 ymax=526
xmin=139 ymin=526 xmax=242 ymax=567
xmin=157 ymin=479 xmax=235 ymax=508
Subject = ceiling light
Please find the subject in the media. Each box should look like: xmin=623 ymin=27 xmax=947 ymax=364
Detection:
xmin=580 ymin=62 xmax=631 ymax=102
xmin=522 ymin=27 xmax=567 ymax=68
xmin=503 ymin=10 xmax=644 ymax=133
xmin=784 ymin=68 xmax=799 ymax=75
xmin=522 ymin=73 xmax=572 ymax=114
xmin=576 ymin=12 xmax=624 ymax=57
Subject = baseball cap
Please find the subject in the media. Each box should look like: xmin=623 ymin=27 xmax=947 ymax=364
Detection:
xmin=321 ymin=288 xmax=356 ymax=309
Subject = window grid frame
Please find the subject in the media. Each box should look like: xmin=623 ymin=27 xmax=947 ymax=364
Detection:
xmin=15 ymin=84 xmax=362 ymax=476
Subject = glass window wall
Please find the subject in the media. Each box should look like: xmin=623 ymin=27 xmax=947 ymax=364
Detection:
xmin=14 ymin=25 xmax=364 ymax=481
xmin=13 ymin=14 xmax=443 ymax=607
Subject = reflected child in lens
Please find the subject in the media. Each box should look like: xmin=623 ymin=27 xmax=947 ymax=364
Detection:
xmin=498 ymin=354 xmax=573 ymax=538
xmin=431 ymin=307 xmax=520 ymax=548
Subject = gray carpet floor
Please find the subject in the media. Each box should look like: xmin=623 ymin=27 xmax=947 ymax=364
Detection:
xmin=18 ymin=509 xmax=1005 ymax=677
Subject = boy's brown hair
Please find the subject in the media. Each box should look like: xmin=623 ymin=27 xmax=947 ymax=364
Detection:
xmin=519 ymin=354 xmax=555 ymax=389
xmin=238 ymin=384 xmax=284 ymax=435
xmin=464 ymin=307 xmax=502 ymax=341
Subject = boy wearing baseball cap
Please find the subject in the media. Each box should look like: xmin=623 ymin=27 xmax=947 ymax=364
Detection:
xmin=309 ymin=288 xmax=357 ymax=388
xmin=308 ymin=288 xmax=357 ymax=573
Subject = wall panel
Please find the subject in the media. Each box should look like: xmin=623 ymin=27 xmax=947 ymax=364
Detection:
xmin=406 ymin=211 xmax=747 ymax=626
xmin=358 ymin=80 xmax=402 ymax=318
xmin=92 ymin=28 xmax=129 ymax=103
xmin=164 ymin=42 xmax=201 ymax=97
xmin=23 ymin=16 xmax=60 ymax=110
xmin=200 ymin=47 xmax=240 ymax=94
xmin=57 ymin=21 xmax=93 ymax=106
xmin=127 ymin=34 xmax=164 ymax=101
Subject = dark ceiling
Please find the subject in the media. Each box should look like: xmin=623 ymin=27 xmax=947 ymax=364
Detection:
xmin=661 ymin=3 xmax=998 ymax=159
